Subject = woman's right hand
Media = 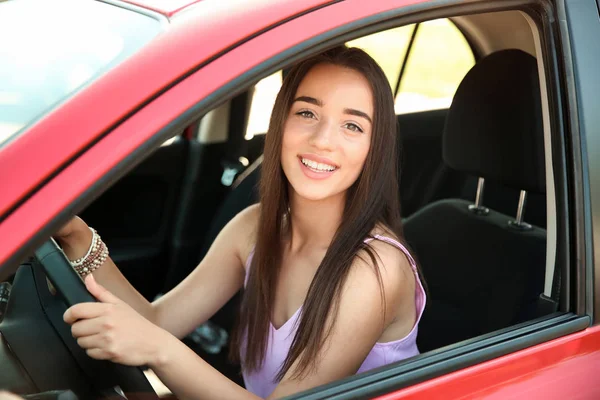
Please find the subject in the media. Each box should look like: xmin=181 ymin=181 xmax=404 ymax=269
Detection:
xmin=53 ymin=216 xmax=93 ymax=261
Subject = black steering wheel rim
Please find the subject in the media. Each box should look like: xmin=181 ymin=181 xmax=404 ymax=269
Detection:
xmin=34 ymin=238 xmax=159 ymax=400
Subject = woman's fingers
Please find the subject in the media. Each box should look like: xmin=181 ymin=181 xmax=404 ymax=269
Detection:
xmin=75 ymin=329 xmax=122 ymax=362
xmin=71 ymin=318 xmax=104 ymax=338
xmin=84 ymin=274 xmax=121 ymax=304
xmin=64 ymin=302 xmax=112 ymax=324
xmin=86 ymin=348 xmax=112 ymax=361
xmin=76 ymin=333 xmax=111 ymax=349
xmin=65 ymin=291 xmax=160 ymax=366
xmin=64 ymin=278 xmax=122 ymax=325
xmin=76 ymin=333 xmax=100 ymax=349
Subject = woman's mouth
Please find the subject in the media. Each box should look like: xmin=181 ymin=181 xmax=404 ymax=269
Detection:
xmin=297 ymin=156 xmax=338 ymax=180
xmin=300 ymin=157 xmax=337 ymax=172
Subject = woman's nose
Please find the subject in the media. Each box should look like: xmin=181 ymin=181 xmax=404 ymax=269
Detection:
xmin=308 ymin=119 xmax=336 ymax=150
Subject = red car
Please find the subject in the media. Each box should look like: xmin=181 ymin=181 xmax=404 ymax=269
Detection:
xmin=1 ymin=0 xmax=599 ymax=398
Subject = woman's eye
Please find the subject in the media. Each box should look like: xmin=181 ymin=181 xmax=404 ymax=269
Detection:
xmin=297 ymin=110 xmax=316 ymax=119
xmin=344 ymin=123 xmax=363 ymax=133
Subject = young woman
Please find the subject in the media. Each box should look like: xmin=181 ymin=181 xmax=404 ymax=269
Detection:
xmin=55 ymin=47 xmax=426 ymax=400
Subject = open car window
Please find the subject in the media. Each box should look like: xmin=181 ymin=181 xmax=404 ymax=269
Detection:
xmin=244 ymin=18 xmax=475 ymax=140
xmin=0 ymin=0 xmax=162 ymax=148
xmin=394 ymin=19 xmax=475 ymax=114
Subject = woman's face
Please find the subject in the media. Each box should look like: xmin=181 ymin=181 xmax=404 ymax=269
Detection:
xmin=281 ymin=63 xmax=373 ymax=202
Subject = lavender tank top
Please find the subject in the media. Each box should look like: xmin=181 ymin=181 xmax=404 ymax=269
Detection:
xmin=240 ymin=235 xmax=426 ymax=398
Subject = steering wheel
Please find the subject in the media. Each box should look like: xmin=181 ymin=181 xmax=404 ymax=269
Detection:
xmin=34 ymin=239 xmax=159 ymax=400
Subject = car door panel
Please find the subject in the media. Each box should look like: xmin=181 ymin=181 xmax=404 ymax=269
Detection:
xmin=374 ymin=325 xmax=600 ymax=400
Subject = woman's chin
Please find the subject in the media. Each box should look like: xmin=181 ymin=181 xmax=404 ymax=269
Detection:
xmin=289 ymin=185 xmax=341 ymax=203
xmin=296 ymin=192 xmax=330 ymax=202
xmin=285 ymin=169 xmax=348 ymax=203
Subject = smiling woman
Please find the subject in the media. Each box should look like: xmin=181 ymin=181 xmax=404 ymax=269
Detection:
xmin=232 ymin=48 xmax=425 ymax=398
xmin=44 ymin=46 xmax=425 ymax=400
xmin=0 ymin=0 xmax=161 ymax=148
xmin=281 ymin=63 xmax=373 ymax=197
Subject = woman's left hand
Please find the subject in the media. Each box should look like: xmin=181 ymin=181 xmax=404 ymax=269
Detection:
xmin=63 ymin=274 xmax=167 ymax=367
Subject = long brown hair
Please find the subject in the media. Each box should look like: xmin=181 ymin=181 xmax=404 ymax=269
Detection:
xmin=230 ymin=46 xmax=419 ymax=380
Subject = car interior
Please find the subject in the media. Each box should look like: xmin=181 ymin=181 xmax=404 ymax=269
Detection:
xmin=0 ymin=8 xmax=563 ymax=399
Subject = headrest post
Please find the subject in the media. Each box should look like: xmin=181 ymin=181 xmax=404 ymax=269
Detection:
xmin=515 ymin=190 xmax=527 ymax=224
xmin=509 ymin=190 xmax=532 ymax=230
xmin=468 ymin=177 xmax=490 ymax=215
xmin=474 ymin=177 xmax=485 ymax=208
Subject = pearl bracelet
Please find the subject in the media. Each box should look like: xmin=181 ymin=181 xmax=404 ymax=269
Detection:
xmin=69 ymin=227 xmax=97 ymax=267
xmin=68 ymin=227 xmax=109 ymax=277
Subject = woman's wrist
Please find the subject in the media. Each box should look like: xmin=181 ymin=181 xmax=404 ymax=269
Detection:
xmin=59 ymin=225 xmax=93 ymax=261
xmin=148 ymin=329 xmax=178 ymax=370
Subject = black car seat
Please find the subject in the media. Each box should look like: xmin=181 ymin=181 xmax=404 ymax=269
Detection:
xmin=403 ymin=49 xmax=548 ymax=352
xmin=193 ymin=156 xmax=262 ymax=333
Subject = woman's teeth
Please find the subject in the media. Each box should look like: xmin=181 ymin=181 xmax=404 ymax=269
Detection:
xmin=301 ymin=158 xmax=336 ymax=172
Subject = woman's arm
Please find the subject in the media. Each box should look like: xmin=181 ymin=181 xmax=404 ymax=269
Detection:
xmin=151 ymin=331 xmax=261 ymax=400
xmin=146 ymin=240 xmax=413 ymax=400
xmin=56 ymin=205 xmax=258 ymax=338
xmin=151 ymin=204 xmax=257 ymax=338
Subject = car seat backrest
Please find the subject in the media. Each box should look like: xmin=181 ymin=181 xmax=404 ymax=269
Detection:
xmin=404 ymin=49 xmax=548 ymax=352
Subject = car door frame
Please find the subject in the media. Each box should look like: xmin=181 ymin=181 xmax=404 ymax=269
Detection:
xmin=0 ymin=0 xmax=595 ymax=398
xmin=556 ymin=0 xmax=600 ymax=325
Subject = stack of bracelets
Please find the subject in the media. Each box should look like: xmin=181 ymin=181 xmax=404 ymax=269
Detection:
xmin=69 ymin=227 xmax=109 ymax=278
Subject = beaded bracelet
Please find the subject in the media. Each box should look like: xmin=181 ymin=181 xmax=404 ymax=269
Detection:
xmin=68 ymin=227 xmax=109 ymax=277
xmin=69 ymin=227 xmax=97 ymax=266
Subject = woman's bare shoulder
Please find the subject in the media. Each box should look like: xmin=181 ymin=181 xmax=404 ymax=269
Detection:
xmin=235 ymin=203 xmax=261 ymax=224
xmin=227 ymin=203 xmax=260 ymax=263
xmin=355 ymin=224 xmax=415 ymax=318
xmin=344 ymin=238 xmax=413 ymax=328
xmin=368 ymin=224 xmax=414 ymax=279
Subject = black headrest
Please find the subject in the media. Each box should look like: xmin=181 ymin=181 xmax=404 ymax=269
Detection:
xmin=443 ymin=49 xmax=545 ymax=194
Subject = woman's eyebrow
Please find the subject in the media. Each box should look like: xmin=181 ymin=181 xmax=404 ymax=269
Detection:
xmin=293 ymin=96 xmax=323 ymax=106
xmin=344 ymin=108 xmax=372 ymax=124
xmin=294 ymin=96 xmax=372 ymax=124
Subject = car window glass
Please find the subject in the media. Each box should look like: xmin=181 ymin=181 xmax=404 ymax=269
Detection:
xmin=244 ymin=26 xmax=414 ymax=140
xmin=244 ymin=19 xmax=474 ymax=138
xmin=245 ymin=71 xmax=283 ymax=140
xmin=395 ymin=19 xmax=475 ymax=114
xmin=0 ymin=0 xmax=162 ymax=148
xmin=346 ymin=25 xmax=415 ymax=91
